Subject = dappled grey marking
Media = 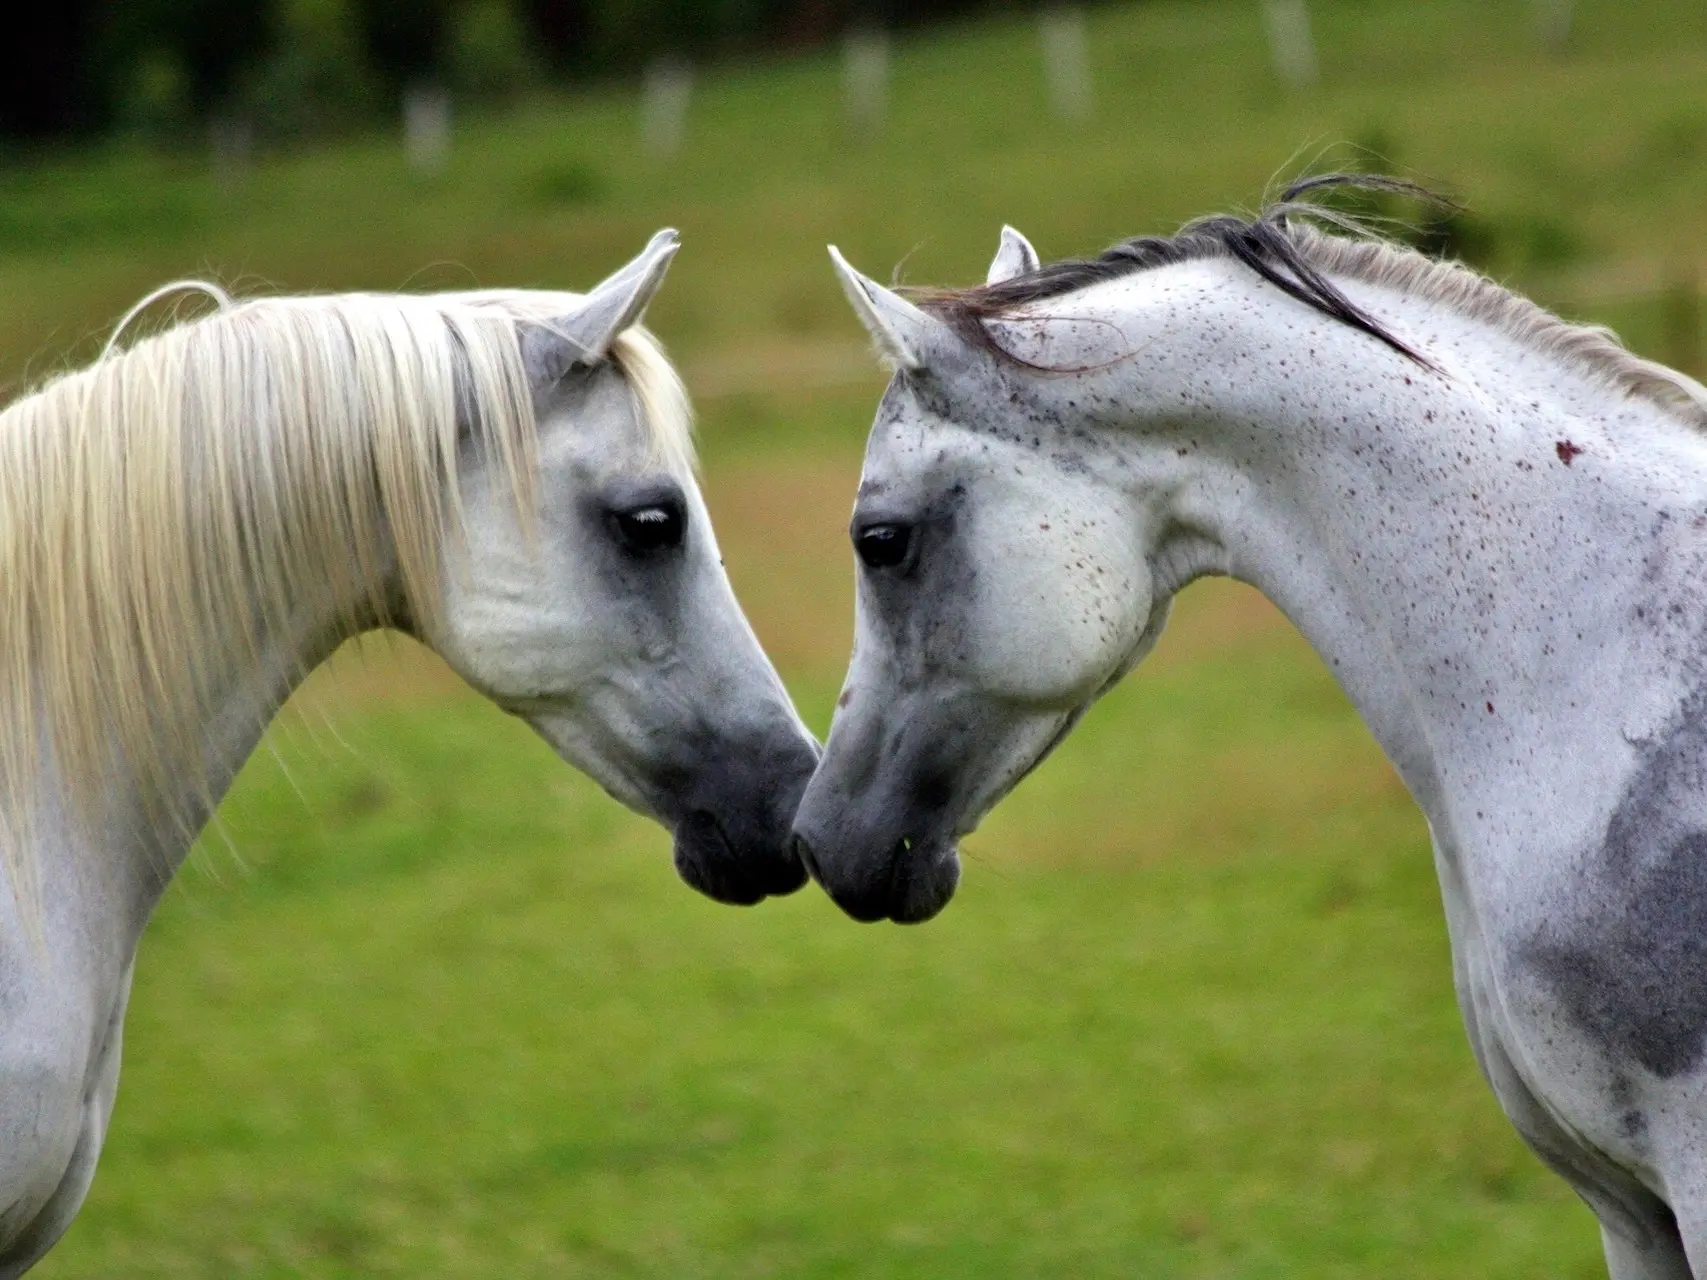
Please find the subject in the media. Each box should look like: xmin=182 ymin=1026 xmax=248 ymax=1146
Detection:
xmin=1528 ymin=679 xmax=1707 ymax=1078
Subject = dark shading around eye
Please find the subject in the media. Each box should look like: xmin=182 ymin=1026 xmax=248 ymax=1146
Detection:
xmin=854 ymin=523 xmax=913 ymax=570
xmin=611 ymin=504 xmax=685 ymax=553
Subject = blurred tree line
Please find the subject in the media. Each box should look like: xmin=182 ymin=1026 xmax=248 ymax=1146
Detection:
xmin=3 ymin=0 xmax=1047 ymax=144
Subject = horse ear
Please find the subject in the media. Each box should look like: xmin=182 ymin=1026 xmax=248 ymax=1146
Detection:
xmin=525 ymin=228 xmax=679 ymax=386
xmin=986 ymin=225 xmax=1040 ymax=285
xmin=827 ymin=246 xmax=952 ymax=372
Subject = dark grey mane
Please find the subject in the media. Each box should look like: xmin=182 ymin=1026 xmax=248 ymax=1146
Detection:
xmin=921 ymin=174 xmax=1445 ymax=368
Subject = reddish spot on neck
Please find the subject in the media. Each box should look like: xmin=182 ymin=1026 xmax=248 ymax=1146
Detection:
xmin=1556 ymin=440 xmax=1585 ymax=466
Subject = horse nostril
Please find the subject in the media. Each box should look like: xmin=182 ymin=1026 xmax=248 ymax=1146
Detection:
xmin=793 ymin=833 xmax=824 ymax=884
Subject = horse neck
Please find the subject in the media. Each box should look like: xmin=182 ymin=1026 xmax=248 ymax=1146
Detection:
xmin=1083 ymin=266 xmax=1707 ymax=868
xmin=34 ymin=591 xmax=361 ymax=960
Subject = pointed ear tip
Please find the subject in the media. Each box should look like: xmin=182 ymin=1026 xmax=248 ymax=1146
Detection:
xmin=624 ymin=229 xmax=678 ymax=269
xmin=634 ymin=239 xmax=680 ymax=286
xmin=826 ymin=245 xmax=865 ymax=285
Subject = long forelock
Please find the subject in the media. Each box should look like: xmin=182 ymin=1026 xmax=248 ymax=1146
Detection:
xmin=0 ymin=282 xmax=693 ymax=918
xmin=608 ymin=324 xmax=696 ymax=478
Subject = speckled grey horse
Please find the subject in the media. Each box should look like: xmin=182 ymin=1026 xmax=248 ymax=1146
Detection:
xmin=0 ymin=232 xmax=815 ymax=1274
xmin=794 ymin=177 xmax=1707 ymax=1278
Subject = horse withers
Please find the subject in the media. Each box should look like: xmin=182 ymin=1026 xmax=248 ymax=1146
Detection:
xmin=0 ymin=232 xmax=816 ymax=1273
xmin=796 ymin=177 xmax=1707 ymax=1278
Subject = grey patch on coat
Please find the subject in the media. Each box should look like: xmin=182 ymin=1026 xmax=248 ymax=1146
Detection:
xmin=1526 ymin=681 xmax=1707 ymax=1078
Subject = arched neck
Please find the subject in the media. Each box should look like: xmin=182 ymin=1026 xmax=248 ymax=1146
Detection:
xmin=1069 ymin=266 xmax=1707 ymax=878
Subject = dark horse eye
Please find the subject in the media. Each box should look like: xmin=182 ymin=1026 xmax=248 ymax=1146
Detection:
xmin=611 ymin=504 xmax=684 ymax=553
xmin=854 ymin=522 xmax=913 ymax=570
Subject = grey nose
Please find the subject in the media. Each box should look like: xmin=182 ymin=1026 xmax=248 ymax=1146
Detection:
xmin=790 ymin=818 xmax=950 ymax=924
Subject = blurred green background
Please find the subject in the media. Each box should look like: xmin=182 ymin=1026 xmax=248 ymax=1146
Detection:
xmin=9 ymin=0 xmax=1707 ymax=1274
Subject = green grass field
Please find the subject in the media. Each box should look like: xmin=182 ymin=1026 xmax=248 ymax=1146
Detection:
xmin=17 ymin=0 xmax=1707 ymax=1273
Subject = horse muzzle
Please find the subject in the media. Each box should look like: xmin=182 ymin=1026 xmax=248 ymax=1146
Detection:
xmin=668 ymin=730 xmax=818 ymax=906
xmin=791 ymin=803 xmax=962 ymax=924
xmin=673 ymin=808 xmax=807 ymax=905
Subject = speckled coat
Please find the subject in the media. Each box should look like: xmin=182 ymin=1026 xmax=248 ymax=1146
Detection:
xmin=798 ymin=218 xmax=1707 ymax=1280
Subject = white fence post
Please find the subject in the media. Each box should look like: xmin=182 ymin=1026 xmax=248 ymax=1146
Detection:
xmin=1038 ymin=6 xmax=1094 ymax=122
xmin=843 ymin=26 xmax=890 ymax=138
xmin=1535 ymin=0 xmax=1573 ymax=53
xmin=210 ymin=115 xmax=253 ymax=191
xmin=641 ymin=55 xmax=693 ymax=158
xmin=1263 ymin=0 xmax=1319 ymax=88
xmin=403 ymin=86 xmax=452 ymax=175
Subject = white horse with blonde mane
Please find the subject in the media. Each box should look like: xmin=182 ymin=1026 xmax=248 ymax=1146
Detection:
xmin=796 ymin=177 xmax=1707 ymax=1277
xmin=0 ymin=231 xmax=817 ymax=1274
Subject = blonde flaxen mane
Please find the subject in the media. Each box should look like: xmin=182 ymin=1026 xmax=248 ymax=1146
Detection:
xmin=0 ymin=283 xmax=692 ymax=910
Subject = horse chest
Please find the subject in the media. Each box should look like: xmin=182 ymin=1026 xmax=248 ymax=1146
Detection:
xmin=1432 ymin=693 xmax=1707 ymax=1206
xmin=0 ymin=1021 xmax=95 ymax=1247
xmin=1510 ymin=671 xmax=1707 ymax=1078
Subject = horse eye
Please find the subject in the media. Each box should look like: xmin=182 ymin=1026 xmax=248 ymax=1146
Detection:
xmin=611 ymin=504 xmax=684 ymax=554
xmin=854 ymin=522 xmax=913 ymax=570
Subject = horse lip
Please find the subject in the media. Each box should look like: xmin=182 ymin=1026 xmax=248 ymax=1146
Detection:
xmin=673 ymin=807 xmax=804 ymax=905
xmin=802 ymin=830 xmax=960 ymax=924
xmin=887 ymin=841 xmax=960 ymax=924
